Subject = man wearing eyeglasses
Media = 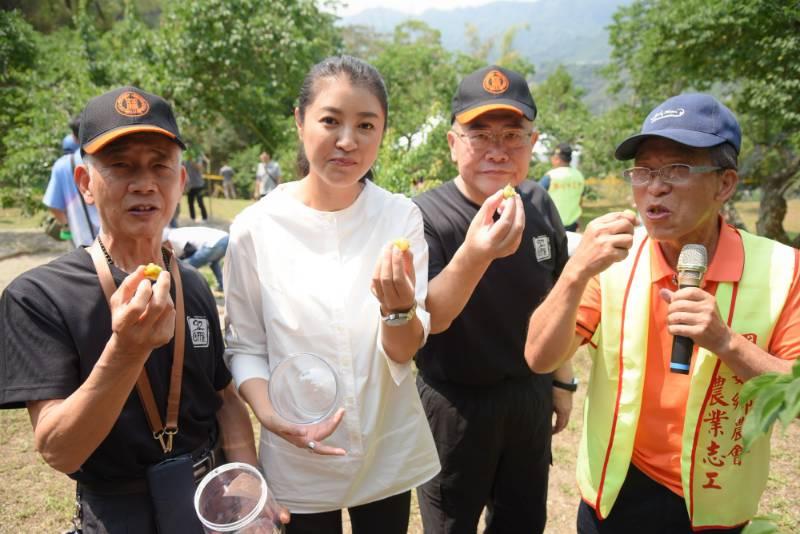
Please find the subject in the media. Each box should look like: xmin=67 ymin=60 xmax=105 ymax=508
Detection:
xmin=524 ymin=93 xmax=800 ymax=533
xmin=413 ymin=65 xmax=574 ymax=533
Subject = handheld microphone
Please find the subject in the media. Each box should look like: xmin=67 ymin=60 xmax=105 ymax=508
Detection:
xmin=669 ymin=244 xmax=708 ymax=374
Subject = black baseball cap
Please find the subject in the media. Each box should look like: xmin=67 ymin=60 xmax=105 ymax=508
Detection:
xmin=79 ymin=86 xmax=186 ymax=154
xmin=615 ymin=93 xmax=741 ymax=160
xmin=451 ymin=65 xmax=537 ymax=124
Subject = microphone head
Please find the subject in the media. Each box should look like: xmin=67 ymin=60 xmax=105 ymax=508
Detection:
xmin=677 ymin=244 xmax=708 ymax=273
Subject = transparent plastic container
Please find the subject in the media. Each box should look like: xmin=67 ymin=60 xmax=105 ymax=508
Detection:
xmin=194 ymin=462 xmax=281 ymax=533
xmin=268 ymin=352 xmax=340 ymax=425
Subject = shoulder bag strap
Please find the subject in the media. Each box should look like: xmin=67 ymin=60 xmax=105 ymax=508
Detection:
xmin=87 ymin=243 xmax=185 ymax=453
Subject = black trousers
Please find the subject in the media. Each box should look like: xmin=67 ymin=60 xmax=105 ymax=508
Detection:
xmin=187 ymin=187 xmax=207 ymax=220
xmin=285 ymin=490 xmax=411 ymax=534
xmin=416 ymin=373 xmax=552 ymax=534
xmin=577 ymin=463 xmax=745 ymax=534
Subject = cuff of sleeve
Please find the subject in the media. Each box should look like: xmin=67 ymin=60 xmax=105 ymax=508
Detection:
xmin=377 ymin=333 xmax=412 ymax=386
xmin=226 ymin=352 xmax=271 ymax=390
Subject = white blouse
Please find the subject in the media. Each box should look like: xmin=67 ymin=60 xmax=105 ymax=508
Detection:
xmin=223 ymin=180 xmax=440 ymax=513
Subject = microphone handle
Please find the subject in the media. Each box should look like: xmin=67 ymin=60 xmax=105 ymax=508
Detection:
xmin=670 ymin=335 xmax=694 ymax=374
xmin=669 ymin=279 xmax=701 ymax=375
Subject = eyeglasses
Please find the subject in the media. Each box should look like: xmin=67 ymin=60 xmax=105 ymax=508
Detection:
xmin=451 ymin=129 xmax=532 ymax=151
xmin=622 ymin=164 xmax=722 ymax=186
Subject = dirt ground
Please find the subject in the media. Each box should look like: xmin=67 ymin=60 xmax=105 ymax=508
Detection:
xmin=0 ymin=244 xmax=797 ymax=533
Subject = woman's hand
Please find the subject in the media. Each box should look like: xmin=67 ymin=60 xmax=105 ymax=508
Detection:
xmin=371 ymin=241 xmax=416 ymax=314
xmin=264 ymin=408 xmax=347 ymax=456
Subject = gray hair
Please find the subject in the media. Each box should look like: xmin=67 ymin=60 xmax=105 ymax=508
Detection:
xmin=708 ymin=142 xmax=738 ymax=171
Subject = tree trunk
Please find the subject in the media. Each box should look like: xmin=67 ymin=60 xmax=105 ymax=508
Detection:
xmin=756 ymin=172 xmax=789 ymax=244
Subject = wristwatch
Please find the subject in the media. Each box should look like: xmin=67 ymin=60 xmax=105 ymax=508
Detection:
xmin=553 ymin=377 xmax=579 ymax=392
xmin=382 ymin=302 xmax=417 ymax=327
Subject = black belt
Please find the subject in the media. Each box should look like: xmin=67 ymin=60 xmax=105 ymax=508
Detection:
xmin=78 ymin=435 xmax=224 ymax=496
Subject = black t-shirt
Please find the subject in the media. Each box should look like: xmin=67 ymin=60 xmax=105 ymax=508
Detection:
xmin=0 ymin=248 xmax=231 ymax=484
xmin=413 ymin=179 xmax=568 ymax=386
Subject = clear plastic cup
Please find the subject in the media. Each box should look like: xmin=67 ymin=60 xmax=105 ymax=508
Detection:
xmin=268 ymin=352 xmax=340 ymax=425
xmin=194 ymin=462 xmax=281 ymax=533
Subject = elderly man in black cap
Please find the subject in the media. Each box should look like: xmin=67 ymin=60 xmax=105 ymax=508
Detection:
xmin=413 ymin=65 xmax=575 ymax=533
xmin=524 ymin=93 xmax=800 ymax=532
xmin=0 ymin=87 xmax=272 ymax=533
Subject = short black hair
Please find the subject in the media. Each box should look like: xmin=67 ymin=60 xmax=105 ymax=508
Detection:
xmin=553 ymin=143 xmax=572 ymax=163
xmin=69 ymin=115 xmax=81 ymax=138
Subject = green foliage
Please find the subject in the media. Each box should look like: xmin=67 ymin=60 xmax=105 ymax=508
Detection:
xmin=366 ymin=21 xmax=473 ymax=190
xmin=376 ymin=117 xmax=456 ymax=195
xmin=0 ymin=0 xmax=342 ymax=210
xmin=161 ymin=0 xmax=339 ymax=152
xmin=227 ymin=144 xmax=262 ymax=199
xmin=0 ymin=25 xmax=98 ymax=208
xmin=739 ymin=360 xmax=800 ymax=450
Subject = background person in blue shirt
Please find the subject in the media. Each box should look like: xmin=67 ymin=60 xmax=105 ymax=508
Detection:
xmin=43 ymin=116 xmax=100 ymax=247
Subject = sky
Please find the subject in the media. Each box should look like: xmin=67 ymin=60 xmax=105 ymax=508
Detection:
xmin=334 ymin=0 xmax=536 ymax=17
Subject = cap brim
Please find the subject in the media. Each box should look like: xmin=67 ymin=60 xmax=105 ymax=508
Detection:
xmin=83 ymin=125 xmax=186 ymax=154
xmin=455 ymin=101 xmax=535 ymax=124
xmin=614 ymin=129 xmax=730 ymax=161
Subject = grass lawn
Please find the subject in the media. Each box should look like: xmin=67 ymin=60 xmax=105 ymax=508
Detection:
xmin=2 ymin=349 xmax=797 ymax=532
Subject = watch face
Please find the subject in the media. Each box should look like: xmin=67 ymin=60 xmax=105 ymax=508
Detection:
xmin=383 ymin=313 xmax=411 ymax=327
xmin=382 ymin=303 xmax=416 ymax=327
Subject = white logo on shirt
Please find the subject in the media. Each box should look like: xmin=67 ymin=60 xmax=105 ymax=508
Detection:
xmin=533 ymin=235 xmax=552 ymax=262
xmin=187 ymin=316 xmax=210 ymax=348
xmin=650 ymin=108 xmax=685 ymax=123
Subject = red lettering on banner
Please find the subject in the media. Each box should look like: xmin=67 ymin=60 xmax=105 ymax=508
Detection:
xmin=702 ymin=471 xmax=723 ymax=490
xmin=726 ymin=444 xmax=744 ymax=466
xmin=732 ymin=416 xmax=744 ymax=442
xmin=710 ymin=375 xmax=729 ymax=406
xmin=704 ymin=409 xmax=729 ymax=437
xmin=731 ymin=392 xmax=740 ymax=410
xmin=703 ymin=440 xmax=725 ymax=467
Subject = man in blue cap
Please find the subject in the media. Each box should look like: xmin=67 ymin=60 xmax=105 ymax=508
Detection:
xmin=523 ymin=93 xmax=800 ymax=532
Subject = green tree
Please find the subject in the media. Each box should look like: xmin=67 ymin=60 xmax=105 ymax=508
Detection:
xmin=159 ymin=0 xmax=340 ymax=155
xmin=370 ymin=21 xmax=469 ymax=193
xmin=531 ymin=65 xmax=596 ymax=180
xmin=606 ymin=0 xmax=800 ymax=244
xmin=739 ymin=359 xmax=800 ymax=534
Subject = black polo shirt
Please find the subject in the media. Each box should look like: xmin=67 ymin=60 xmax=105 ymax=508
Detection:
xmin=0 ymin=247 xmax=230 ymax=485
xmin=414 ymin=179 xmax=568 ymax=386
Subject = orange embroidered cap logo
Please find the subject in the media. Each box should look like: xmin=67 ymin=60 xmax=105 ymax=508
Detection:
xmin=114 ymin=91 xmax=150 ymax=117
xmin=482 ymin=70 xmax=510 ymax=95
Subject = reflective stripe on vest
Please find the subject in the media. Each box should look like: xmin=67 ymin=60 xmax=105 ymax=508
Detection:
xmin=577 ymin=230 xmax=796 ymax=528
xmin=546 ymin=166 xmax=584 ymax=226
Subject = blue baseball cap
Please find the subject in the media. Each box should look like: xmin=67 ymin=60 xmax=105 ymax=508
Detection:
xmin=614 ymin=93 xmax=741 ymax=161
xmin=62 ymin=133 xmax=79 ymax=154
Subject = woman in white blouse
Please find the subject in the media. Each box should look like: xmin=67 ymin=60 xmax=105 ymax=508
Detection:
xmin=223 ymin=56 xmax=439 ymax=533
